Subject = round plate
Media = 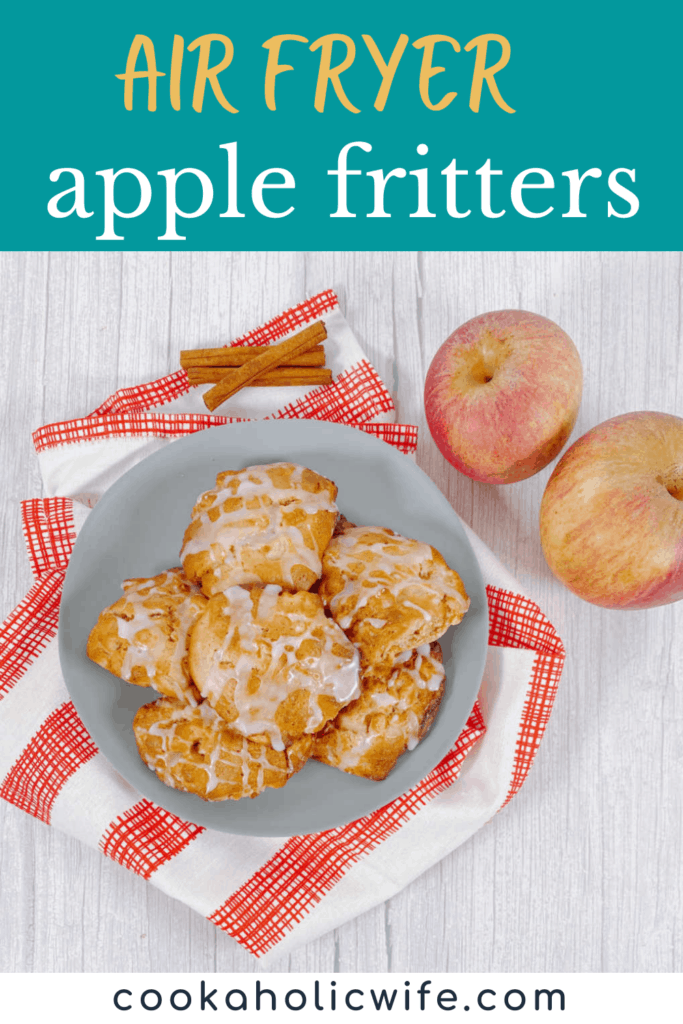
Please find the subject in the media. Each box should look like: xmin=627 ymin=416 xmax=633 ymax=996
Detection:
xmin=59 ymin=420 xmax=488 ymax=836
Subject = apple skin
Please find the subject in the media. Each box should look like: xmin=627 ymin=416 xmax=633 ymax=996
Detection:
xmin=424 ymin=309 xmax=583 ymax=484
xmin=540 ymin=412 xmax=683 ymax=609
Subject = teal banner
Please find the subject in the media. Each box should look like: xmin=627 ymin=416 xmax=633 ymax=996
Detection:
xmin=3 ymin=1 xmax=678 ymax=250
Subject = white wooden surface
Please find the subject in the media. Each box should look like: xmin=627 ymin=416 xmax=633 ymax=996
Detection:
xmin=1 ymin=251 xmax=681 ymax=973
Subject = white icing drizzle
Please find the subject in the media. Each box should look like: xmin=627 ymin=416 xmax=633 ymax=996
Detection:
xmin=391 ymin=644 xmax=445 ymax=693
xmin=180 ymin=463 xmax=337 ymax=590
xmin=202 ymin=585 xmax=360 ymax=751
xmin=114 ymin=570 xmax=203 ymax=703
xmin=333 ymin=726 xmax=377 ymax=769
xmin=244 ymin=742 xmax=274 ymax=795
xmin=403 ymin=600 xmax=432 ymax=620
xmin=141 ymin=700 xmax=279 ymax=798
xmin=325 ymin=645 xmax=446 ymax=770
xmin=323 ymin=527 xmax=468 ymax=635
xmin=405 ymin=713 xmax=422 ymax=750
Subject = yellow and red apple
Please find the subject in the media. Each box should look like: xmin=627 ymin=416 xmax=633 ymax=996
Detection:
xmin=540 ymin=412 xmax=683 ymax=609
xmin=424 ymin=309 xmax=583 ymax=484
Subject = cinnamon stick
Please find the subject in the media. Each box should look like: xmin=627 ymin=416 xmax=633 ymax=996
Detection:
xmin=187 ymin=366 xmax=333 ymax=387
xmin=181 ymin=345 xmax=325 ymax=369
xmin=203 ymin=321 xmax=327 ymax=411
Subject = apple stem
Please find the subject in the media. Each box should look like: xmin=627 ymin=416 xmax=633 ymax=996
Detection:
xmin=660 ymin=473 xmax=683 ymax=501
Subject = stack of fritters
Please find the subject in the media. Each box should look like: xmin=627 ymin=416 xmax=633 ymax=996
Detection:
xmin=87 ymin=462 xmax=471 ymax=800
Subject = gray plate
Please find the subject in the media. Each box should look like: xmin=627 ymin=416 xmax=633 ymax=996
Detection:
xmin=59 ymin=419 xmax=488 ymax=836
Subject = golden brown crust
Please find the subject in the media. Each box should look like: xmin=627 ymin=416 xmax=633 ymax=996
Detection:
xmin=133 ymin=697 xmax=313 ymax=801
xmin=188 ymin=585 xmax=360 ymax=749
xmin=86 ymin=569 xmax=207 ymax=704
xmin=180 ymin=462 xmax=338 ymax=596
xmin=319 ymin=525 xmax=469 ymax=671
xmin=332 ymin=514 xmax=357 ymax=537
xmin=312 ymin=642 xmax=446 ymax=780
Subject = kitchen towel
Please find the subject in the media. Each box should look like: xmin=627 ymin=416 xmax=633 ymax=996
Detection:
xmin=0 ymin=290 xmax=565 ymax=963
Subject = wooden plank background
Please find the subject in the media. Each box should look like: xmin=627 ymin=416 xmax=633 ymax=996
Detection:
xmin=1 ymin=251 xmax=681 ymax=972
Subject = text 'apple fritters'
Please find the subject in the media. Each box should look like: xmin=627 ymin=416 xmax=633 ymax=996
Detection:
xmin=133 ymin=698 xmax=312 ymax=801
xmin=189 ymin=584 xmax=360 ymax=750
xmin=86 ymin=568 xmax=207 ymax=704
xmin=180 ymin=462 xmax=338 ymax=596
xmin=319 ymin=525 xmax=469 ymax=669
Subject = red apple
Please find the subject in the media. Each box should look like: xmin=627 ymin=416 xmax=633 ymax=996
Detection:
xmin=540 ymin=412 xmax=683 ymax=609
xmin=424 ymin=309 xmax=583 ymax=484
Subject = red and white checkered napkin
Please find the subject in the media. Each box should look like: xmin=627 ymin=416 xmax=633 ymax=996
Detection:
xmin=0 ymin=291 xmax=565 ymax=963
